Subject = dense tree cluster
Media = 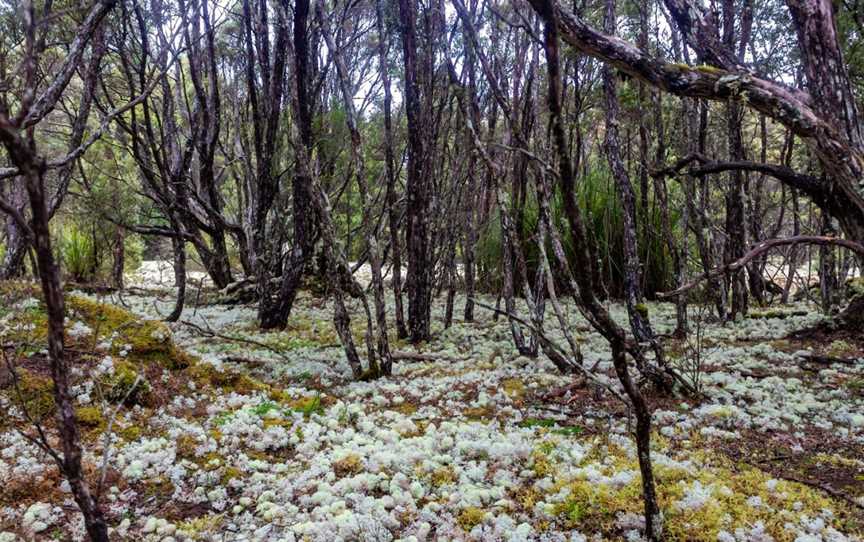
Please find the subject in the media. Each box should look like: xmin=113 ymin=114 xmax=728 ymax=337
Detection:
xmin=1 ymin=0 xmax=863 ymax=539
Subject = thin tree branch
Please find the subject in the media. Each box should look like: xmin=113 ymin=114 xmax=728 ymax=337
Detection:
xmin=659 ymin=236 xmax=864 ymax=298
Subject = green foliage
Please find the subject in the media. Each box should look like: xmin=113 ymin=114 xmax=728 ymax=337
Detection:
xmin=518 ymin=417 xmax=583 ymax=435
xmin=475 ymin=166 xmax=678 ymax=299
xmin=124 ymin=234 xmax=145 ymax=273
xmin=59 ymin=225 xmax=96 ymax=283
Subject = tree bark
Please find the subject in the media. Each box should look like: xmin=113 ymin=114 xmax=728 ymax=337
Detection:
xmin=398 ymin=0 xmax=432 ymax=343
xmin=538 ymin=2 xmax=663 ymax=537
xmin=259 ymin=0 xmax=313 ymax=329
xmin=601 ymin=0 xmax=659 ymax=353
xmin=375 ymin=0 xmax=409 ymax=338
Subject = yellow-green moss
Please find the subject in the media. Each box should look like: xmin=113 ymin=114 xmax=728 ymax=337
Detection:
xmin=430 ymin=466 xmax=457 ymax=487
xmin=142 ymin=476 xmax=175 ymax=500
xmin=176 ymin=434 xmax=200 ymax=458
xmin=669 ymin=63 xmax=692 ymax=72
xmin=67 ymin=295 xmax=190 ymax=370
xmin=188 ymin=363 xmax=265 ymax=394
xmin=501 ymin=378 xmax=526 ymax=400
xmin=176 ymin=514 xmax=225 ymax=537
xmin=221 ymin=466 xmax=242 ymax=484
xmin=694 ymin=64 xmax=724 ymax=74
xmin=529 ymin=439 xmax=857 ymax=541
xmin=462 ymin=405 xmax=494 ymax=420
xmin=390 ymin=402 xmax=418 ymax=416
xmin=102 ymin=360 xmax=150 ymax=404
xmin=332 ymin=454 xmax=363 ymax=478
xmin=5 ymin=369 xmax=55 ymax=419
xmin=457 ymin=507 xmax=486 ymax=531
xmin=284 ymin=394 xmax=324 ymax=416
xmin=118 ymin=424 xmax=143 ymax=442
xmin=75 ymin=405 xmax=105 ymax=429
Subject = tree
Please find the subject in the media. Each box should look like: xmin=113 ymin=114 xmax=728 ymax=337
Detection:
xmin=397 ymin=0 xmax=432 ymax=343
xmin=0 ymin=1 xmax=116 ymax=538
xmin=527 ymin=0 xmax=864 ymax=328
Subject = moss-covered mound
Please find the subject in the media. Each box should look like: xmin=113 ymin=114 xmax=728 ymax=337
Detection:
xmin=0 ymin=282 xmax=284 ymax=437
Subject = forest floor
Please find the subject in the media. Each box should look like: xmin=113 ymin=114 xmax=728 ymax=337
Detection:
xmin=1 ymin=269 xmax=863 ymax=542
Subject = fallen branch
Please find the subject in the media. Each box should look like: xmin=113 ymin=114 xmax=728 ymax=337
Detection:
xmin=742 ymin=462 xmax=864 ymax=512
xmin=798 ymin=354 xmax=859 ymax=366
xmin=470 ymin=298 xmax=626 ymax=402
xmin=180 ymin=318 xmax=292 ymax=362
xmin=391 ymin=351 xmax=460 ymax=363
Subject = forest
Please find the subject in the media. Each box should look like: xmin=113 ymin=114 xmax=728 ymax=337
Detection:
xmin=0 ymin=0 xmax=863 ymax=539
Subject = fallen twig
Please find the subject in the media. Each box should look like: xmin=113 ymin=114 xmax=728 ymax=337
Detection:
xmin=469 ymin=298 xmax=626 ymax=403
xmin=180 ymin=318 xmax=292 ymax=362
xmin=743 ymin=461 xmax=864 ymax=512
xmin=391 ymin=351 xmax=460 ymax=363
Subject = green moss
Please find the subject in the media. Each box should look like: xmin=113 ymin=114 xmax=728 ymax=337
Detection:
xmin=845 ymin=277 xmax=864 ymax=298
xmin=286 ymin=394 xmax=324 ymax=416
xmin=635 ymin=303 xmax=650 ymax=318
xmin=5 ymin=369 xmax=55 ymax=420
xmin=102 ymin=360 xmax=150 ymax=404
xmin=118 ymin=424 xmax=143 ymax=442
xmin=75 ymin=405 xmax=105 ymax=429
xmin=457 ymin=507 xmax=486 ymax=531
xmin=359 ymin=366 xmax=382 ymax=381
xmin=827 ymin=340 xmax=854 ymax=357
xmin=748 ymin=309 xmax=808 ymax=320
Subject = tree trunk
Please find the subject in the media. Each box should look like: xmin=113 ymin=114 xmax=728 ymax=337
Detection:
xmin=398 ymin=0 xmax=432 ymax=343
xmin=375 ymin=0 xmax=408 ymax=338
xmin=259 ymin=0 xmax=313 ymax=329
xmin=819 ymin=213 xmax=839 ymax=314
xmin=722 ymin=0 xmax=749 ymax=320
xmin=601 ymin=0 xmax=658 ymax=352
xmin=112 ymin=226 xmax=125 ymax=289
xmin=0 ymin=178 xmax=28 ymax=278
xmin=165 ymin=232 xmax=187 ymax=322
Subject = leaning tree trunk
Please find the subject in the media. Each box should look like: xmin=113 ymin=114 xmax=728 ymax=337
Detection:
xmin=1 ymin=142 xmax=111 ymax=542
xmin=375 ymin=0 xmax=408 ymax=338
xmin=538 ymin=2 xmax=663 ymax=538
xmin=317 ymin=0 xmax=393 ymax=375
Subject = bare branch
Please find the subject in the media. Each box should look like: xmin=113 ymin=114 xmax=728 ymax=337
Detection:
xmin=659 ymin=236 xmax=864 ymax=298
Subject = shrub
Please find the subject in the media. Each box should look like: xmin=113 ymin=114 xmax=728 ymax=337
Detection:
xmin=474 ymin=166 xmax=678 ymax=299
xmin=59 ymin=225 xmax=96 ymax=283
